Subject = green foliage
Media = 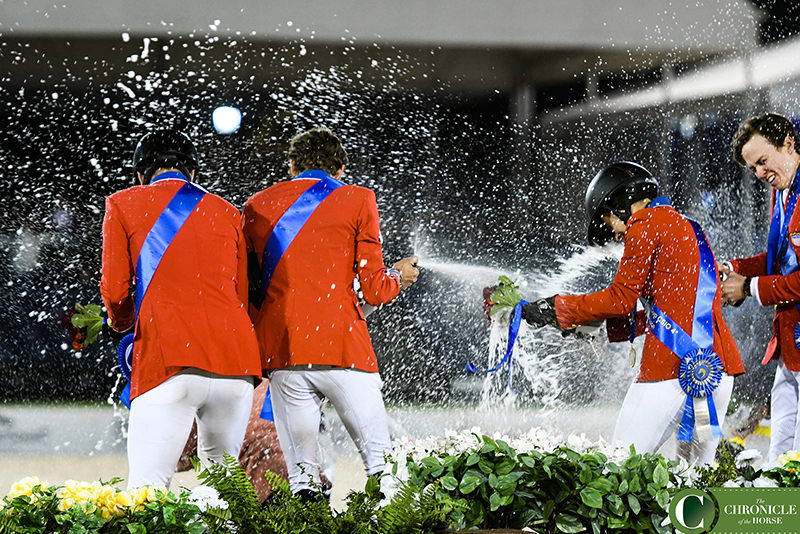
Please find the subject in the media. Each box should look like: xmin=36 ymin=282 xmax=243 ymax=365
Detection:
xmin=196 ymin=453 xmax=460 ymax=534
xmin=0 ymin=483 xmax=203 ymax=534
xmin=404 ymin=435 xmax=683 ymax=533
xmin=694 ymin=440 xmax=740 ymax=489
xmin=70 ymin=303 xmax=105 ymax=347
xmin=488 ymin=276 xmax=523 ymax=319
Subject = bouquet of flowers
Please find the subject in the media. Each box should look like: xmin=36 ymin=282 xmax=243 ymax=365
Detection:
xmin=485 ymin=275 xmax=523 ymax=321
xmin=60 ymin=303 xmax=105 ymax=351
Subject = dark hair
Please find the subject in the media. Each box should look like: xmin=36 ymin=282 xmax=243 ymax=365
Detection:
xmin=731 ymin=112 xmax=800 ymax=166
xmin=287 ymin=127 xmax=349 ymax=176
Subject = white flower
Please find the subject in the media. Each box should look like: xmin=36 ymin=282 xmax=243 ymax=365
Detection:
xmin=752 ymin=476 xmax=779 ymax=488
xmin=187 ymin=485 xmax=228 ymax=512
xmin=735 ymin=449 xmax=762 ymax=468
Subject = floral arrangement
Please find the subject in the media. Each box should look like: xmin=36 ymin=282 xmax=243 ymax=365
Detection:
xmin=0 ymin=477 xmax=204 ymax=534
xmin=486 ymin=275 xmax=524 ymax=321
xmin=383 ymin=427 xmax=688 ymax=533
xmin=5 ymin=438 xmax=800 ymax=534
xmin=60 ymin=303 xmax=105 ymax=351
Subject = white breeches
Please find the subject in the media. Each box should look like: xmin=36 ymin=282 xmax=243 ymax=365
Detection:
xmin=126 ymin=369 xmax=254 ymax=489
xmin=269 ymin=366 xmax=392 ymax=493
xmin=768 ymin=359 xmax=800 ymax=464
xmin=612 ymin=374 xmax=734 ymax=466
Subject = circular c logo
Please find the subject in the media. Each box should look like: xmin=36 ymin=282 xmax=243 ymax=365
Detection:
xmin=669 ymin=488 xmax=717 ymax=534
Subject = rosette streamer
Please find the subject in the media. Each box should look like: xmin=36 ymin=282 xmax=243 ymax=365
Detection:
xmin=642 ymin=197 xmax=723 ymax=442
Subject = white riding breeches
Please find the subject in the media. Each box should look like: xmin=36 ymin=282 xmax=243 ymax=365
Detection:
xmin=126 ymin=369 xmax=254 ymax=489
xmin=612 ymin=374 xmax=734 ymax=466
xmin=269 ymin=366 xmax=392 ymax=493
xmin=767 ymin=359 xmax=800 ymax=464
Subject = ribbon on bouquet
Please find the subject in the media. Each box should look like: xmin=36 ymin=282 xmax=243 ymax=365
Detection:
xmin=467 ymin=299 xmax=530 ymax=392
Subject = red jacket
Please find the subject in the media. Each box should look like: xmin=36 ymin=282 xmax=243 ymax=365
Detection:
xmin=242 ymin=176 xmax=401 ymax=372
xmin=729 ymin=188 xmax=800 ymax=371
xmin=100 ymin=176 xmax=262 ymax=399
xmin=555 ymin=202 xmax=744 ymax=382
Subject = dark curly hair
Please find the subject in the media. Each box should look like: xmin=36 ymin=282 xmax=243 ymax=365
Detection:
xmin=288 ymin=127 xmax=349 ymax=176
xmin=731 ymin=112 xmax=800 ymax=166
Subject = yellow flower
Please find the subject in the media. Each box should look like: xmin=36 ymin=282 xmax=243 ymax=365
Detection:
xmin=777 ymin=450 xmax=800 ymax=468
xmin=7 ymin=477 xmax=48 ymax=499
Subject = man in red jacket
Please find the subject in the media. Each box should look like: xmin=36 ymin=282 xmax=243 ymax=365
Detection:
xmin=242 ymin=127 xmax=418 ymax=500
xmin=504 ymin=162 xmax=744 ymax=466
xmin=721 ymin=112 xmax=800 ymax=464
xmin=101 ymin=130 xmax=261 ymax=488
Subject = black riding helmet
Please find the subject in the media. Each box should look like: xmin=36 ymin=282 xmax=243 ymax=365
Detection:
xmin=132 ymin=129 xmax=199 ymax=184
xmin=585 ymin=161 xmax=659 ymax=245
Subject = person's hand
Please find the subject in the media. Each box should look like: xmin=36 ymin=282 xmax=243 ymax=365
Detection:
xmin=521 ymin=296 xmax=558 ymax=328
xmin=392 ymin=256 xmax=419 ymax=290
xmin=720 ymin=269 xmax=747 ymax=306
xmin=103 ymin=320 xmax=132 ymax=343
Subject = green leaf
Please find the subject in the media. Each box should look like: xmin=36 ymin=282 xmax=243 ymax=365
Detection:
xmin=653 ymin=463 xmax=668 ymax=488
xmin=629 ymin=475 xmax=641 ymax=494
xmin=589 ymin=476 xmax=616 ymax=494
xmin=580 ymin=487 xmax=603 ymax=509
xmin=489 ymin=491 xmax=503 ymax=511
xmin=420 ymin=456 xmax=440 ymax=468
xmin=627 ymin=493 xmax=641 ymax=515
xmin=655 ymin=489 xmax=670 ymax=508
xmin=478 ymin=459 xmax=495 ymax=474
xmin=441 ymin=475 xmax=458 ymax=491
xmin=618 ymin=479 xmax=629 ymax=494
xmin=459 ymin=476 xmax=481 ymax=494
xmin=555 ymin=512 xmax=587 ymax=533
xmin=466 ymin=453 xmax=480 ymax=466
xmin=126 ymin=524 xmax=147 ymax=534
xmin=543 ymin=499 xmax=555 ymax=520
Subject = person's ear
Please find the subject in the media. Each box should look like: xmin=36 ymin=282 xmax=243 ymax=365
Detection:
xmin=333 ymin=165 xmax=345 ymax=179
xmin=784 ymin=135 xmax=795 ymax=153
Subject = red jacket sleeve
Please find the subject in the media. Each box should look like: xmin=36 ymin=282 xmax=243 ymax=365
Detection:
xmin=354 ymin=190 xmax=401 ymax=306
xmin=99 ymin=196 xmax=136 ymax=331
xmin=555 ymin=214 xmax=655 ymax=329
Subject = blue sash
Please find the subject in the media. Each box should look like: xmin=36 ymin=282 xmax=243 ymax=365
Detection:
xmin=767 ymin=167 xmax=800 ymax=277
xmin=259 ymin=170 xmax=345 ymax=421
xmin=119 ymin=172 xmax=207 ymax=408
xmin=260 ymin=170 xmax=345 ymax=298
xmin=641 ymin=197 xmax=723 ymax=442
xmin=466 ymin=299 xmax=530 ymax=393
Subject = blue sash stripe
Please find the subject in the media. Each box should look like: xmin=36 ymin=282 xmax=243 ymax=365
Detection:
xmin=260 ymin=170 xmax=345 ymax=298
xmin=767 ymin=167 xmax=800 ymax=276
xmin=642 ymin=198 xmax=722 ymax=442
xmin=258 ymin=170 xmax=344 ymax=421
xmin=120 ymin=172 xmax=206 ymax=409
xmin=135 ymin=174 xmax=206 ymax=316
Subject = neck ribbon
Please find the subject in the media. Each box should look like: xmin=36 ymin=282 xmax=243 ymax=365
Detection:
xmin=641 ymin=197 xmax=723 ymax=442
xmin=118 ymin=171 xmax=206 ymax=408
